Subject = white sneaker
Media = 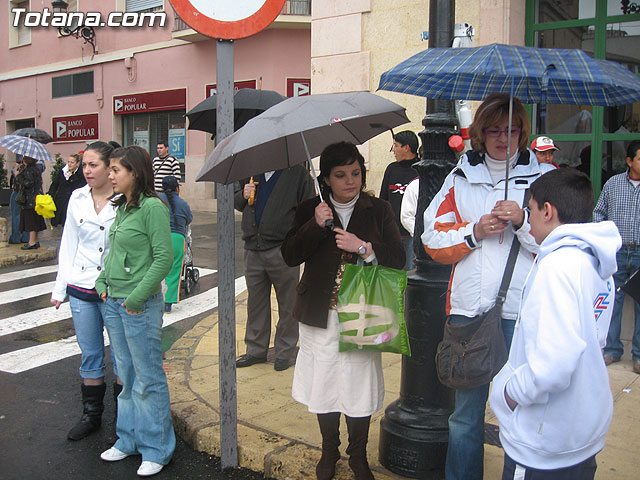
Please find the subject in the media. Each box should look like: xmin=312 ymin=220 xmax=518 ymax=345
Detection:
xmin=100 ymin=446 xmax=130 ymax=462
xmin=137 ymin=461 xmax=164 ymax=476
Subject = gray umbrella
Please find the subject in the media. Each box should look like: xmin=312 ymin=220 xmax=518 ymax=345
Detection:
xmin=196 ymin=91 xmax=410 ymax=198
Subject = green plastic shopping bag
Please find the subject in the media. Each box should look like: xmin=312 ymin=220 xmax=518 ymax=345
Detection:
xmin=336 ymin=264 xmax=411 ymax=355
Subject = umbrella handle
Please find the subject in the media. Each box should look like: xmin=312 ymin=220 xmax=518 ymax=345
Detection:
xmin=247 ymin=176 xmax=256 ymax=206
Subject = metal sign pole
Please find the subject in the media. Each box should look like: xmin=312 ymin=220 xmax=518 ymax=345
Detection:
xmin=215 ymin=38 xmax=238 ymax=469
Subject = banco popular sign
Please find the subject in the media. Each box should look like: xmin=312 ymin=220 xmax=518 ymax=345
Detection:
xmin=52 ymin=114 xmax=99 ymax=142
xmin=113 ymin=89 xmax=187 ymax=115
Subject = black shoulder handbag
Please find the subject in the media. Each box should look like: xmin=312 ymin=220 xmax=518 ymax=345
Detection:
xmin=435 ymin=234 xmax=520 ymax=390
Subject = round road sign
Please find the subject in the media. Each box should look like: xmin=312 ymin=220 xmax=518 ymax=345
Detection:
xmin=169 ymin=0 xmax=286 ymax=40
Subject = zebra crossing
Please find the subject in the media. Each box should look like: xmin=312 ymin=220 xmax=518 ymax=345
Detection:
xmin=0 ymin=265 xmax=247 ymax=374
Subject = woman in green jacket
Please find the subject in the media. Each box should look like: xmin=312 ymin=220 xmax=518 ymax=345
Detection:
xmin=95 ymin=146 xmax=174 ymax=477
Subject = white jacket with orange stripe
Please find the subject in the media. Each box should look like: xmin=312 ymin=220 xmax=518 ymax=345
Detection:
xmin=421 ymin=150 xmax=554 ymax=320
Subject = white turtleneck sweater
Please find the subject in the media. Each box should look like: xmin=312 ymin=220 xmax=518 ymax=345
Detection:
xmin=330 ymin=193 xmax=376 ymax=263
xmin=484 ymin=151 xmax=520 ymax=185
xmin=330 ymin=192 xmax=359 ymax=229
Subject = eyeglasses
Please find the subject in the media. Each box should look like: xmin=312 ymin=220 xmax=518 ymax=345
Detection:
xmin=484 ymin=127 xmax=521 ymax=138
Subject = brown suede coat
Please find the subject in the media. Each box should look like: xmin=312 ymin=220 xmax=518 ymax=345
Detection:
xmin=281 ymin=193 xmax=405 ymax=329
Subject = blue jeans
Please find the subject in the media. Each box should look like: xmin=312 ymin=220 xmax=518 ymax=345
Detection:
xmin=69 ymin=296 xmax=117 ymax=379
xmin=402 ymin=236 xmax=415 ymax=271
xmin=103 ymin=294 xmax=175 ymax=465
xmin=445 ymin=314 xmax=516 ymax=480
xmin=9 ymin=190 xmax=28 ymax=243
xmin=604 ymin=246 xmax=640 ymax=361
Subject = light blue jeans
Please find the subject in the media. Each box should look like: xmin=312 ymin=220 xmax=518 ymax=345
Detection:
xmin=9 ymin=190 xmax=28 ymax=243
xmin=103 ymin=294 xmax=175 ymax=465
xmin=69 ymin=296 xmax=117 ymax=379
xmin=445 ymin=314 xmax=516 ymax=480
xmin=604 ymin=246 xmax=640 ymax=361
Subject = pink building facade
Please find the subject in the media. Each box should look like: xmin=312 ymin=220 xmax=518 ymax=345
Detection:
xmin=0 ymin=1 xmax=311 ymax=210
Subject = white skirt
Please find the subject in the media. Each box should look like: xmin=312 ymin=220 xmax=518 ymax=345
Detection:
xmin=292 ymin=309 xmax=384 ymax=417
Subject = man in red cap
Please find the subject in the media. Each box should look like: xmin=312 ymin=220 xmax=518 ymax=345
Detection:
xmin=531 ymin=136 xmax=559 ymax=166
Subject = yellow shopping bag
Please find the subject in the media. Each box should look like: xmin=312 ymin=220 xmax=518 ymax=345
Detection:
xmin=35 ymin=194 xmax=56 ymax=218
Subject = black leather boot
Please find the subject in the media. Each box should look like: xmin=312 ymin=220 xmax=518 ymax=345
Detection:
xmin=67 ymin=383 xmax=106 ymax=441
xmin=316 ymin=412 xmax=341 ymax=480
xmin=345 ymin=415 xmax=374 ymax=480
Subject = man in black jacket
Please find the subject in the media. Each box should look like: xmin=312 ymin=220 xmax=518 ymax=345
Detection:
xmin=234 ymin=165 xmax=314 ymax=371
xmin=380 ymin=130 xmax=419 ymax=270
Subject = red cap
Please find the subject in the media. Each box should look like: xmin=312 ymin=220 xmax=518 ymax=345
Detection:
xmin=530 ymin=136 xmax=558 ymax=152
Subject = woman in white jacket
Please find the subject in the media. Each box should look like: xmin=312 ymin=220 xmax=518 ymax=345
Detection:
xmin=421 ymin=93 xmax=553 ymax=480
xmin=50 ymin=141 xmax=119 ymax=441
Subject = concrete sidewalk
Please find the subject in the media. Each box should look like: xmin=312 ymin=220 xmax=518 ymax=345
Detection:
xmin=166 ymin=290 xmax=640 ymax=479
xmin=0 ymin=208 xmax=60 ymax=268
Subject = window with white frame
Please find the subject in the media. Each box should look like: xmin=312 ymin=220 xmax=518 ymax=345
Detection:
xmin=10 ymin=0 xmax=30 ymax=47
xmin=126 ymin=0 xmax=163 ymax=12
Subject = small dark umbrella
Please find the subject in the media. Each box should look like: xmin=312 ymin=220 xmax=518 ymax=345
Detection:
xmin=13 ymin=127 xmax=54 ymax=144
xmin=621 ymin=268 xmax=640 ymax=305
xmin=187 ymin=88 xmax=286 ymax=135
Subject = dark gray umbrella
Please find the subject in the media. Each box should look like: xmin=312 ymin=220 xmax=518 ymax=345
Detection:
xmin=186 ymin=88 xmax=286 ymax=135
xmin=13 ymin=127 xmax=54 ymax=144
xmin=621 ymin=268 xmax=640 ymax=305
xmin=196 ymin=91 xmax=410 ymax=200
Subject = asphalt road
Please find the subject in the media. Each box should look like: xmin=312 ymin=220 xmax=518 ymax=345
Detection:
xmin=0 ymin=211 xmax=265 ymax=479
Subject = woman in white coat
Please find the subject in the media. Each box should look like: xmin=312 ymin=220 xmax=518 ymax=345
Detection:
xmin=421 ymin=94 xmax=553 ymax=480
xmin=51 ymin=141 xmax=120 ymax=441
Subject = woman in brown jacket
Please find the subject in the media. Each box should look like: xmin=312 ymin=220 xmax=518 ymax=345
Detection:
xmin=281 ymin=142 xmax=405 ymax=480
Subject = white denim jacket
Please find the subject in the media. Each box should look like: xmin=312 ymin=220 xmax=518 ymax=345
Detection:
xmin=51 ymin=185 xmax=117 ymax=302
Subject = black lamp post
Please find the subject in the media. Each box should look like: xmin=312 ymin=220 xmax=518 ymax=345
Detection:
xmin=51 ymin=1 xmax=97 ymax=55
xmin=378 ymin=0 xmax=458 ymax=478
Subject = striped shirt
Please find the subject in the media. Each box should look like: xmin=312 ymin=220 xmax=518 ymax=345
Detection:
xmin=593 ymin=172 xmax=640 ymax=246
xmin=152 ymin=155 xmax=181 ymax=193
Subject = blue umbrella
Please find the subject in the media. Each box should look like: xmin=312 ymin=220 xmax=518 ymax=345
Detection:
xmin=378 ymin=43 xmax=640 ymax=200
xmin=378 ymin=43 xmax=640 ymax=106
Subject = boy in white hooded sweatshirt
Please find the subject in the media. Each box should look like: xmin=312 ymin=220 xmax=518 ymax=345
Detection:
xmin=489 ymin=168 xmax=621 ymax=479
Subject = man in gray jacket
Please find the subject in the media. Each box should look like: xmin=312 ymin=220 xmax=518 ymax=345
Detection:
xmin=234 ymin=165 xmax=314 ymax=371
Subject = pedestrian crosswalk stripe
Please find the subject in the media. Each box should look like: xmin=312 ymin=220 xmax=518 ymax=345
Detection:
xmin=0 ymin=268 xmax=217 ymax=334
xmin=0 ymin=276 xmax=246 ymax=374
xmin=0 ymin=302 xmax=72 ymax=336
xmin=0 ymin=281 xmax=57 ymax=305
xmin=0 ymin=265 xmax=58 ymax=284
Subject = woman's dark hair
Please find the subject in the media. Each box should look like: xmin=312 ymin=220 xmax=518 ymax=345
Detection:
xmin=162 ymin=175 xmax=179 ymax=214
xmin=318 ymin=142 xmax=366 ymax=198
xmin=109 ymin=146 xmax=157 ymax=208
xmin=468 ymin=93 xmax=530 ymax=154
xmin=529 ymin=168 xmax=594 ymax=223
xmin=84 ymin=141 xmax=114 ymax=167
